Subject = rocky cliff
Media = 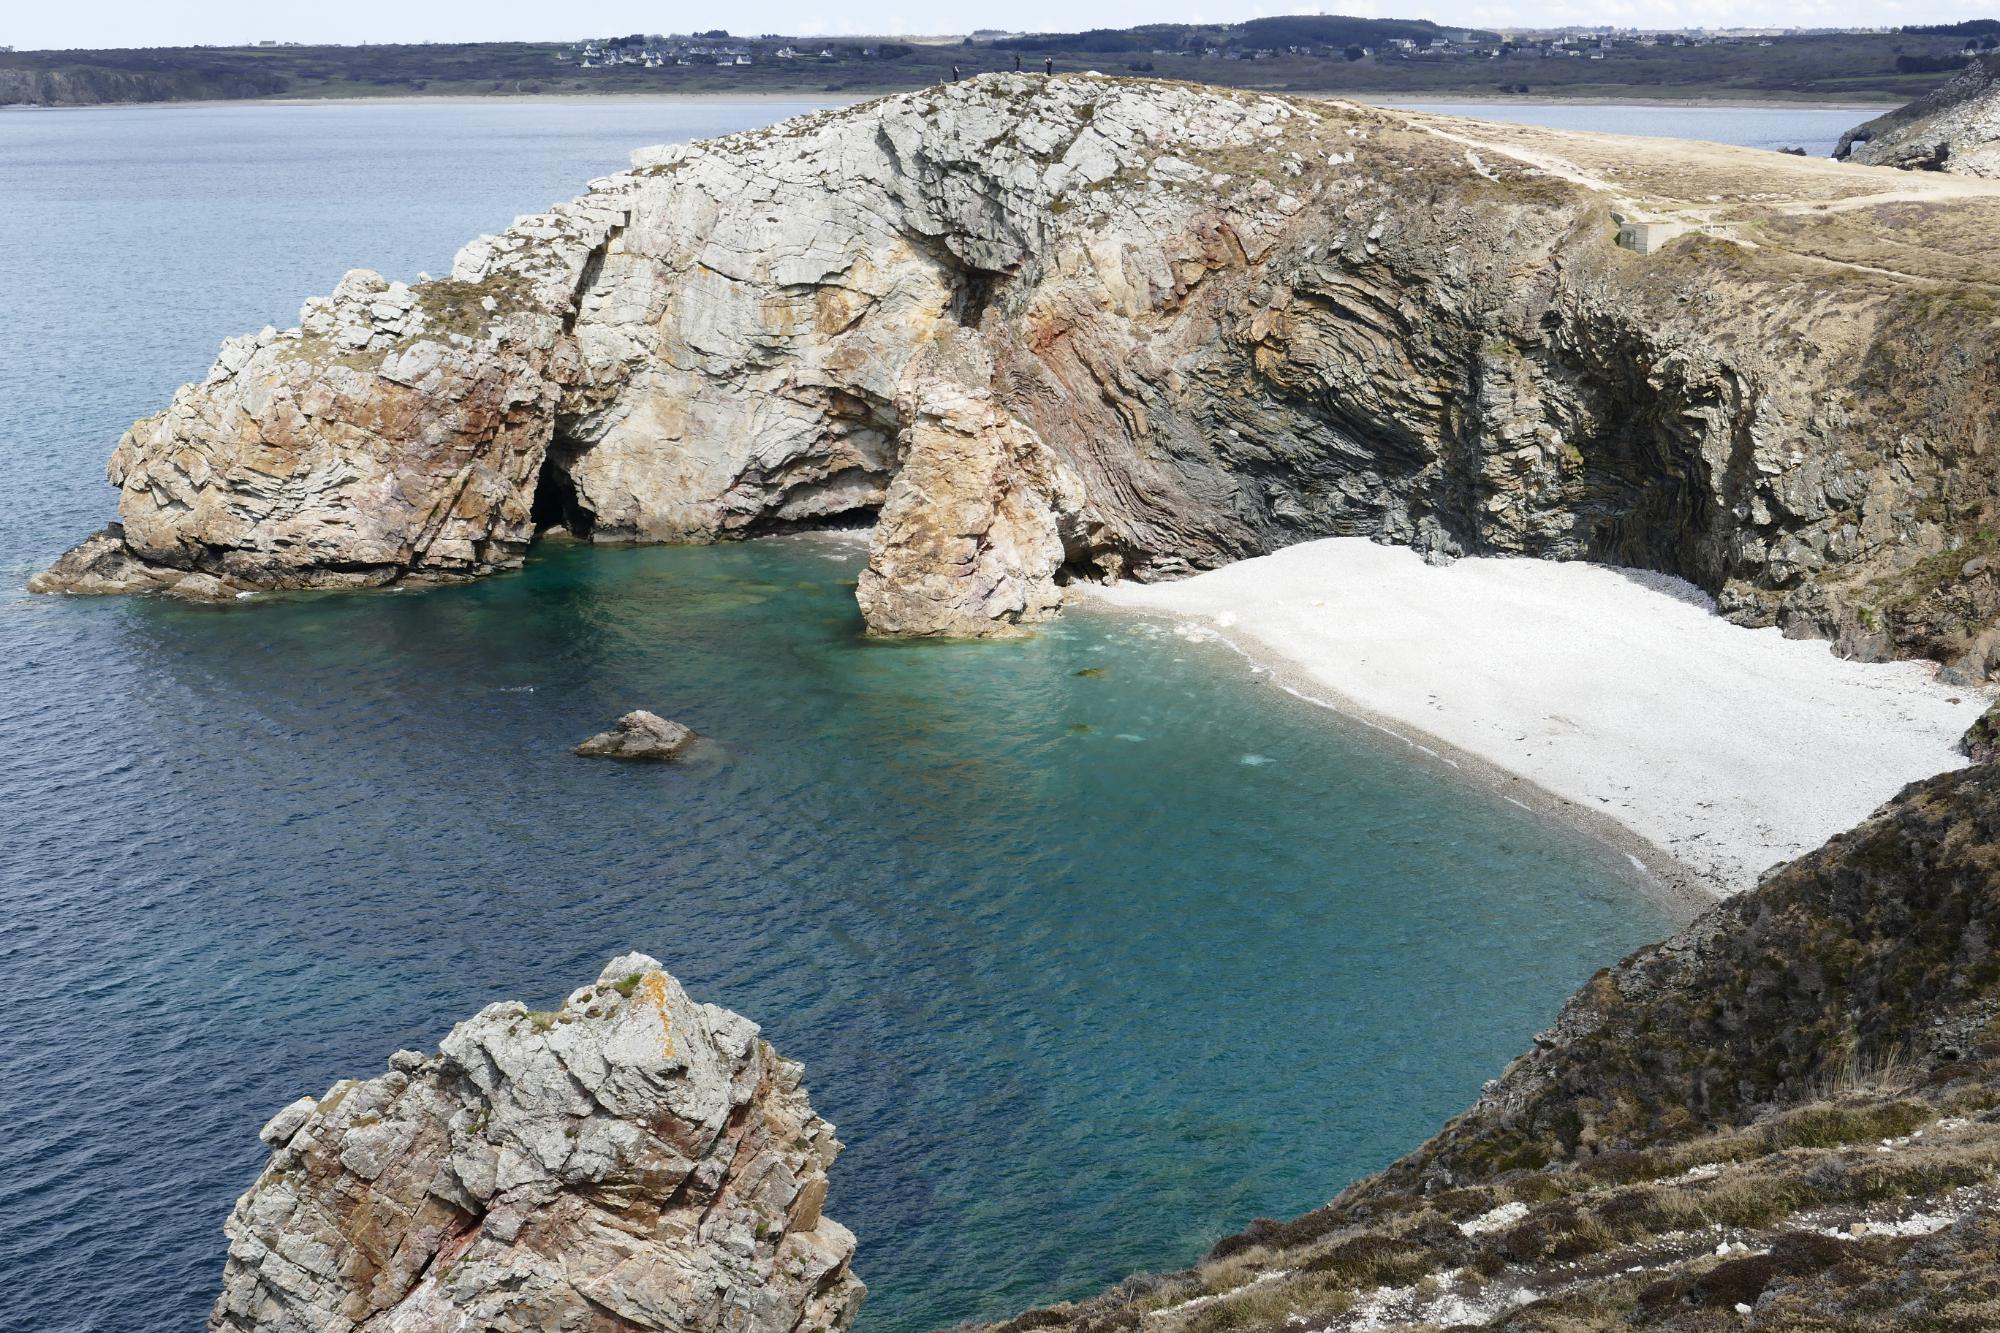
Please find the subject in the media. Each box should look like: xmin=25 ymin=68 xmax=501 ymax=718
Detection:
xmin=977 ymin=763 xmax=2000 ymax=1330
xmin=33 ymin=76 xmax=2000 ymax=673
xmin=210 ymin=953 xmax=862 ymax=1333
xmin=1837 ymin=54 xmax=2000 ymax=177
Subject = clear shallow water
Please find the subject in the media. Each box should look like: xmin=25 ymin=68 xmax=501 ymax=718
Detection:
xmin=1 ymin=101 xmax=1680 ymax=1333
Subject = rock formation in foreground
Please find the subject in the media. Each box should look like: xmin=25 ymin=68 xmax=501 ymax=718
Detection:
xmin=575 ymin=710 xmax=699 ymax=760
xmin=979 ymin=763 xmax=2000 ymax=1331
xmin=1837 ymin=54 xmax=2000 ymax=176
xmin=32 ymin=75 xmax=2000 ymax=672
xmin=211 ymin=952 xmax=862 ymax=1333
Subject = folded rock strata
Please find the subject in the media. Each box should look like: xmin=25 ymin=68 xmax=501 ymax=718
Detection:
xmin=210 ymin=952 xmax=863 ymax=1333
xmin=1837 ymin=54 xmax=2000 ymax=176
xmin=33 ymin=75 xmax=2000 ymax=670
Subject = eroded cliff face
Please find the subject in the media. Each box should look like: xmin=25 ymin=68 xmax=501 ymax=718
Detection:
xmin=34 ymin=76 xmax=2000 ymax=671
xmin=1837 ymin=54 xmax=2000 ymax=177
xmin=977 ymin=764 xmax=2000 ymax=1331
xmin=210 ymin=952 xmax=862 ymax=1333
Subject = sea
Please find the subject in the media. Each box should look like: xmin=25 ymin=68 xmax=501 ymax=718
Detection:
xmin=0 ymin=95 xmax=1849 ymax=1332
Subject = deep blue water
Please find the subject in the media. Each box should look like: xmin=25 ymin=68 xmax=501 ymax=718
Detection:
xmin=0 ymin=100 xmax=1687 ymax=1333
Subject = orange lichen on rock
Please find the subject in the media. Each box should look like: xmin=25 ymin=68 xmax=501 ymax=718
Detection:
xmin=638 ymin=969 xmax=676 ymax=1058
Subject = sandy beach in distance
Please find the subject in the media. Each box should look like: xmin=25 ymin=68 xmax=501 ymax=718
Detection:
xmin=1090 ymin=538 xmax=1988 ymax=899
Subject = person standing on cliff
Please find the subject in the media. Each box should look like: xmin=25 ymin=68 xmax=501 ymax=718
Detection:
xmin=952 ymin=63 xmax=962 ymax=81
xmin=1013 ymin=53 xmax=1022 ymax=72
xmin=1044 ymin=56 xmax=1053 ymax=76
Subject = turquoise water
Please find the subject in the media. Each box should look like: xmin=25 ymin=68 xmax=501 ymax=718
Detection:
xmin=0 ymin=101 xmax=1681 ymax=1333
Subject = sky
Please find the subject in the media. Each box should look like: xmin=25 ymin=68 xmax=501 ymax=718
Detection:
xmin=5 ymin=0 xmax=1992 ymax=50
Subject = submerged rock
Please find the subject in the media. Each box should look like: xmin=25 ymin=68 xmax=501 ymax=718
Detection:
xmin=1836 ymin=54 xmax=2000 ymax=176
xmin=210 ymin=952 xmax=862 ymax=1333
xmin=574 ymin=710 xmax=697 ymax=760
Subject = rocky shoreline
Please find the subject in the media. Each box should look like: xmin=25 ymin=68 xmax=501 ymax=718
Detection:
xmin=1836 ymin=53 xmax=2000 ymax=176
xmin=204 ymin=751 xmax=2000 ymax=1332
xmin=33 ymin=75 xmax=2000 ymax=1329
xmin=32 ymin=74 xmax=2000 ymax=682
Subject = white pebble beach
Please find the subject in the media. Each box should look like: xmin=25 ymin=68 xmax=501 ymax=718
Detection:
xmin=1090 ymin=537 xmax=1990 ymax=897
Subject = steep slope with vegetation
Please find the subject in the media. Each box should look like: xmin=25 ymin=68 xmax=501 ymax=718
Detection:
xmin=976 ymin=763 xmax=2000 ymax=1331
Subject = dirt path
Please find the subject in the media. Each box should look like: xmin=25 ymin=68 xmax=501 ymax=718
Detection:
xmin=1391 ymin=109 xmax=2000 ymax=286
xmin=1409 ymin=119 xmax=1621 ymax=194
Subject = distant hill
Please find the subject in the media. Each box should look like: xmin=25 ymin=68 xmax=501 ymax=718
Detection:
xmin=978 ymin=15 xmax=1486 ymax=54
xmin=1904 ymin=19 xmax=2000 ymax=36
xmin=0 ymin=20 xmax=1977 ymax=108
xmin=0 ymin=56 xmax=288 ymax=105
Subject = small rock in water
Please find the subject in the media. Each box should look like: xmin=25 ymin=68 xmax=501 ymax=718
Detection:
xmin=574 ymin=710 xmax=697 ymax=760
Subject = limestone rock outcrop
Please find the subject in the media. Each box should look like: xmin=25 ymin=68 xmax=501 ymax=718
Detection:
xmin=108 ymin=261 xmax=581 ymax=589
xmin=856 ymin=334 xmax=1085 ymax=637
xmin=210 ymin=953 xmax=863 ymax=1333
xmin=575 ymin=710 xmax=698 ymax=759
xmin=34 ymin=75 xmax=2000 ymax=678
xmin=1837 ymin=54 xmax=2000 ymax=176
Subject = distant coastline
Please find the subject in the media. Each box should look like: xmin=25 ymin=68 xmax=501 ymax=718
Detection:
xmin=1 ymin=20 xmax=1960 ymax=111
xmin=1 ymin=86 xmax=1905 ymax=113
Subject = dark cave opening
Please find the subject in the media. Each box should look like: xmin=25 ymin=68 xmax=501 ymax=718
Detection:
xmin=531 ymin=440 xmax=596 ymax=540
xmin=737 ymin=504 xmax=883 ymax=541
xmin=952 ymin=271 xmax=997 ymax=327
